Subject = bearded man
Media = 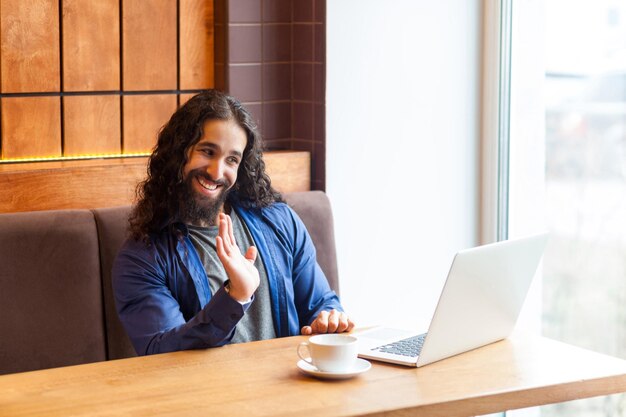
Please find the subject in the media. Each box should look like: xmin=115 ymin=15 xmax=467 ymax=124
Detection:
xmin=113 ymin=90 xmax=353 ymax=355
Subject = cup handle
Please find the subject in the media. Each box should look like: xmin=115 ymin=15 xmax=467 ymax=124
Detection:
xmin=297 ymin=342 xmax=313 ymax=364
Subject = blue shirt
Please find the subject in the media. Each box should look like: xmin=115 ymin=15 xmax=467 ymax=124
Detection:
xmin=112 ymin=201 xmax=343 ymax=355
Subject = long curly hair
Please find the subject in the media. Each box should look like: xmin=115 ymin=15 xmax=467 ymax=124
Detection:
xmin=128 ymin=90 xmax=282 ymax=242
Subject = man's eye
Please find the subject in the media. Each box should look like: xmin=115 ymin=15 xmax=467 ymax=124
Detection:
xmin=202 ymin=149 xmax=214 ymax=156
xmin=227 ymin=157 xmax=240 ymax=165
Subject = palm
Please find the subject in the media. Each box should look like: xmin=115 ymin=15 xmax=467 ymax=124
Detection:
xmin=216 ymin=213 xmax=260 ymax=301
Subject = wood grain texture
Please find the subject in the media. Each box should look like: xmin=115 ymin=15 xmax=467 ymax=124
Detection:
xmin=1 ymin=97 xmax=61 ymax=159
xmin=122 ymin=0 xmax=177 ymax=90
xmin=0 ymin=158 xmax=145 ymax=212
xmin=0 ymin=0 xmax=60 ymax=92
xmin=0 ymin=151 xmax=309 ymax=213
xmin=62 ymin=0 xmax=120 ymax=91
xmin=0 ymin=334 xmax=625 ymax=416
xmin=264 ymin=150 xmax=310 ymax=193
xmin=179 ymin=0 xmax=214 ymax=89
xmin=63 ymin=95 xmax=121 ymax=156
xmin=122 ymin=94 xmax=177 ymax=153
xmin=178 ymin=93 xmax=196 ymax=106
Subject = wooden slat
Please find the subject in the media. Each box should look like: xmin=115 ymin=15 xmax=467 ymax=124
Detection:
xmin=0 ymin=0 xmax=60 ymax=93
xmin=179 ymin=0 xmax=214 ymax=89
xmin=122 ymin=94 xmax=177 ymax=153
xmin=62 ymin=0 xmax=120 ymax=91
xmin=1 ymin=97 xmax=61 ymax=159
xmin=122 ymin=0 xmax=177 ymax=90
xmin=0 ymin=151 xmax=310 ymax=213
xmin=264 ymin=150 xmax=311 ymax=193
xmin=0 ymin=158 xmax=145 ymax=212
xmin=63 ymin=95 xmax=121 ymax=156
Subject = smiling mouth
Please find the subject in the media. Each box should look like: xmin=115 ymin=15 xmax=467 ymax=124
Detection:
xmin=196 ymin=175 xmax=222 ymax=191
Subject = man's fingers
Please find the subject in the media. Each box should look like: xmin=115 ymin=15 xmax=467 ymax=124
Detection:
xmin=311 ymin=310 xmax=330 ymax=333
xmin=305 ymin=310 xmax=354 ymax=335
xmin=218 ymin=216 xmax=232 ymax=255
xmin=245 ymin=246 xmax=258 ymax=263
xmin=335 ymin=312 xmax=351 ymax=333
xmin=226 ymin=214 xmax=236 ymax=246
xmin=216 ymin=236 xmax=225 ymax=258
xmin=326 ymin=309 xmax=340 ymax=333
xmin=346 ymin=318 xmax=356 ymax=332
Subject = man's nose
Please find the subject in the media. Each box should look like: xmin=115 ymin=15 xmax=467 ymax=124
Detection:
xmin=207 ymin=160 xmax=225 ymax=180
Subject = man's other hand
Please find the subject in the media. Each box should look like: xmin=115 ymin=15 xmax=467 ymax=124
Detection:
xmin=216 ymin=213 xmax=260 ymax=302
xmin=300 ymin=309 xmax=355 ymax=335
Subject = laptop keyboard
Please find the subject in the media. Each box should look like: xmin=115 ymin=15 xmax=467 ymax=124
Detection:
xmin=372 ymin=333 xmax=427 ymax=358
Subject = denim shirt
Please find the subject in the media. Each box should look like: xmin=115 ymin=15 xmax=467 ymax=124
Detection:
xmin=112 ymin=201 xmax=343 ymax=355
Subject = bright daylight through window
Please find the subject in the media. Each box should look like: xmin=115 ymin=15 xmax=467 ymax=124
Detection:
xmin=540 ymin=0 xmax=626 ymax=415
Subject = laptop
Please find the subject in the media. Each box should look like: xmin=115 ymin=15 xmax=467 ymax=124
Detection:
xmin=356 ymin=233 xmax=548 ymax=367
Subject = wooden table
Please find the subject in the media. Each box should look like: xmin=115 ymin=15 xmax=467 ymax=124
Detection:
xmin=1 ymin=334 xmax=626 ymax=417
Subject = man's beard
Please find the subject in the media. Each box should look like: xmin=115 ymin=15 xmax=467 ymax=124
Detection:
xmin=180 ymin=170 xmax=232 ymax=226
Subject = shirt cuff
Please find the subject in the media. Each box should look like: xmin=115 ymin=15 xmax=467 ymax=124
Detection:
xmin=205 ymin=286 xmax=253 ymax=332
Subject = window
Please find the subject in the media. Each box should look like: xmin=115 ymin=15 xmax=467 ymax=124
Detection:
xmin=508 ymin=0 xmax=626 ymax=415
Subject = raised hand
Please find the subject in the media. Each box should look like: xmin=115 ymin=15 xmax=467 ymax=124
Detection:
xmin=301 ymin=309 xmax=355 ymax=335
xmin=215 ymin=213 xmax=260 ymax=302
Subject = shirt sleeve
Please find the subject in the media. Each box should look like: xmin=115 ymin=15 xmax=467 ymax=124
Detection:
xmin=112 ymin=239 xmax=252 ymax=355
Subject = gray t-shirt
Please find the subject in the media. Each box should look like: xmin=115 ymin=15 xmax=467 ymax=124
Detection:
xmin=187 ymin=211 xmax=276 ymax=343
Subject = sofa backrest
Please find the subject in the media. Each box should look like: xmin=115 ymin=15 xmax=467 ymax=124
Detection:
xmin=0 ymin=210 xmax=107 ymax=375
xmin=0 ymin=191 xmax=340 ymax=372
xmin=92 ymin=206 xmax=137 ymax=360
xmin=283 ymin=191 xmax=339 ymax=294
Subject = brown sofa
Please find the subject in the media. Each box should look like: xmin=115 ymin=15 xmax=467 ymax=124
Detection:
xmin=0 ymin=191 xmax=339 ymax=375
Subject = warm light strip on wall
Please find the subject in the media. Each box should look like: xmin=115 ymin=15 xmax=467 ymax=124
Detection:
xmin=0 ymin=153 xmax=151 ymax=164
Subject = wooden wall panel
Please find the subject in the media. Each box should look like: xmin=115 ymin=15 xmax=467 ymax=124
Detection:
xmin=0 ymin=158 xmax=147 ymax=213
xmin=180 ymin=0 xmax=214 ymax=89
xmin=62 ymin=0 xmax=120 ymax=91
xmin=0 ymin=0 xmax=60 ymax=93
xmin=264 ymin=151 xmax=311 ymax=193
xmin=0 ymin=151 xmax=310 ymax=213
xmin=63 ymin=96 xmax=121 ymax=156
xmin=1 ymin=97 xmax=61 ymax=158
xmin=179 ymin=93 xmax=197 ymax=106
xmin=123 ymin=95 xmax=177 ymax=153
xmin=123 ymin=0 xmax=177 ymax=90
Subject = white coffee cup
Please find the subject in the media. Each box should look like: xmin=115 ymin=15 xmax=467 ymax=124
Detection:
xmin=297 ymin=334 xmax=359 ymax=373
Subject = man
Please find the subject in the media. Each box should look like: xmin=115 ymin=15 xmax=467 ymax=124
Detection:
xmin=113 ymin=90 xmax=354 ymax=356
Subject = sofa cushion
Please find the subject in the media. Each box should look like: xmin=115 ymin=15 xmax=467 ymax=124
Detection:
xmin=0 ymin=210 xmax=106 ymax=374
xmin=284 ymin=191 xmax=340 ymax=294
xmin=92 ymin=206 xmax=137 ymax=360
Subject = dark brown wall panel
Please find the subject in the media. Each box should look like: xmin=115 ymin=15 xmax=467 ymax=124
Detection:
xmin=0 ymin=0 xmax=60 ymax=93
xmin=122 ymin=0 xmax=177 ymax=90
xmin=214 ymin=0 xmax=327 ymax=190
xmin=180 ymin=0 xmax=214 ymax=90
xmin=263 ymin=0 xmax=291 ymax=23
xmin=1 ymin=97 xmax=61 ymax=159
xmin=64 ymin=96 xmax=121 ymax=156
xmin=230 ymin=0 xmax=261 ymax=23
xmin=62 ymin=0 xmax=120 ymax=91
xmin=123 ymin=94 xmax=177 ymax=153
xmin=229 ymin=24 xmax=262 ymax=63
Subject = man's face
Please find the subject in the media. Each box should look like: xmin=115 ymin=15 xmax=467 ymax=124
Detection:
xmin=181 ymin=119 xmax=247 ymax=226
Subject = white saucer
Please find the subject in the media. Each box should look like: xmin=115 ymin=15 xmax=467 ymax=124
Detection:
xmin=297 ymin=358 xmax=371 ymax=380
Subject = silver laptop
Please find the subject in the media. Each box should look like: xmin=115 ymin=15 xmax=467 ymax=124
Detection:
xmin=356 ymin=233 xmax=548 ymax=367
